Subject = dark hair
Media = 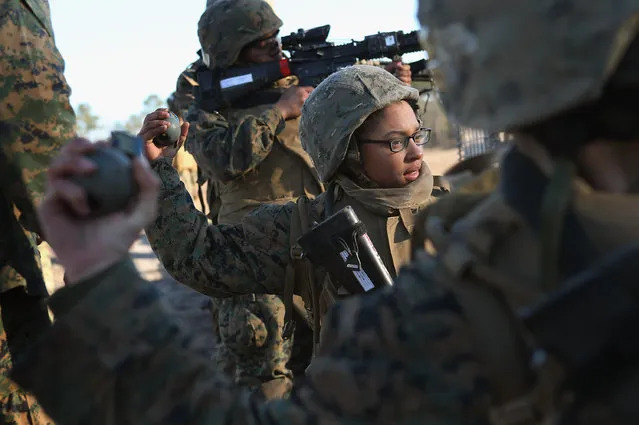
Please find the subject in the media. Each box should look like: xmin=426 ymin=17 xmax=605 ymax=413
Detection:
xmin=516 ymin=35 xmax=639 ymax=158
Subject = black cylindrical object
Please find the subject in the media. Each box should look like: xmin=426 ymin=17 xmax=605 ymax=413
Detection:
xmin=297 ymin=206 xmax=394 ymax=294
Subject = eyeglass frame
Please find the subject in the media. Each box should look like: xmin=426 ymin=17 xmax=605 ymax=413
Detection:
xmin=357 ymin=127 xmax=432 ymax=153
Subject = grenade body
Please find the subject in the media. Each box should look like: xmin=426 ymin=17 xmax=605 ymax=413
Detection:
xmin=154 ymin=111 xmax=181 ymax=147
xmin=71 ymin=132 xmax=142 ymax=216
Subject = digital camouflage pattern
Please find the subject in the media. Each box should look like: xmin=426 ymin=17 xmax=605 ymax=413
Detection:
xmin=0 ymin=288 xmax=53 ymax=425
xmin=11 ymin=248 xmax=482 ymax=425
xmin=300 ymin=65 xmax=419 ymax=182
xmin=214 ymin=294 xmax=295 ymax=399
xmin=198 ymin=0 xmax=282 ymax=70
xmin=0 ymin=0 xmax=75 ymax=294
xmin=418 ymin=0 xmax=639 ymax=132
xmin=1 ymin=1 xmax=75 ymax=425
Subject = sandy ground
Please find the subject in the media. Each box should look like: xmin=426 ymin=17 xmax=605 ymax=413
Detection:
xmin=44 ymin=147 xmax=459 ymax=356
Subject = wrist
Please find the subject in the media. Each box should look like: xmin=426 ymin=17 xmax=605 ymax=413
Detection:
xmin=273 ymin=103 xmax=289 ymax=121
xmin=63 ymin=251 xmax=128 ymax=286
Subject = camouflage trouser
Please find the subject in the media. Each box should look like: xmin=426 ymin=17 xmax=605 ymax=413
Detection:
xmin=0 ymin=288 xmax=53 ymax=425
xmin=212 ymin=294 xmax=295 ymax=400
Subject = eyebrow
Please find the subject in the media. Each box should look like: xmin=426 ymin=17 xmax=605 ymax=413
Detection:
xmin=382 ymin=125 xmax=421 ymax=139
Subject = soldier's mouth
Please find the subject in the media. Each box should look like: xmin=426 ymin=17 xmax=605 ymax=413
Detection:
xmin=404 ymin=165 xmax=421 ymax=182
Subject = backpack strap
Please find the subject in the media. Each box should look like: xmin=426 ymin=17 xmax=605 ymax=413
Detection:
xmin=283 ymin=196 xmax=315 ymax=339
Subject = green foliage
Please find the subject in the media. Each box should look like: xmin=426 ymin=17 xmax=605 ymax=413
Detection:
xmin=115 ymin=95 xmax=166 ymax=134
xmin=76 ymin=103 xmax=101 ymax=137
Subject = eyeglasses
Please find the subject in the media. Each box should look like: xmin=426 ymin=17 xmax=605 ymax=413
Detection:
xmin=245 ymin=30 xmax=280 ymax=49
xmin=358 ymin=127 xmax=432 ymax=153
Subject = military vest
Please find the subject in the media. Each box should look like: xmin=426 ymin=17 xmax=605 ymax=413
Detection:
xmin=214 ymin=87 xmax=323 ymax=225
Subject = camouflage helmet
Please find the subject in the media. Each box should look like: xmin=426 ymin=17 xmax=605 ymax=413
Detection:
xmin=300 ymin=65 xmax=419 ymax=183
xmin=418 ymin=0 xmax=639 ymax=132
xmin=198 ymin=0 xmax=283 ymax=70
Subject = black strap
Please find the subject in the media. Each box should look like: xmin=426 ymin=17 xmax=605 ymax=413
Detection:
xmin=499 ymin=148 xmax=599 ymax=281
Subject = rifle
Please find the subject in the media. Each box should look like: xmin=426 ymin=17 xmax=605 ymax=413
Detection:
xmin=194 ymin=25 xmax=428 ymax=112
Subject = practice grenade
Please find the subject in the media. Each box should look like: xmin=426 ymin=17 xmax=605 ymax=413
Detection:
xmin=71 ymin=131 xmax=143 ymax=216
xmin=153 ymin=111 xmax=181 ymax=147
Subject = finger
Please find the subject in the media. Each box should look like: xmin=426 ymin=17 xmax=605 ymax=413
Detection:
xmin=302 ymin=86 xmax=314 ymax=94
xmin=47 ymin=179 xmax=91 ymax=216
xmin=139 ymin=120 xmax=170 ymax=136
xmin=127 ymin=158 xmax=160 ymax=229
xmin=142 ymin=109 xmax=170 ymax=124
xmin=178 ymin=122 xmax=190 ymax=146
xmin=139 ymin=123 xmax=170 ymax=141
xmin=63 ymin=138 xmax=96 ymax=155
xmin=48 ymin=154 xmax=97 ymax=180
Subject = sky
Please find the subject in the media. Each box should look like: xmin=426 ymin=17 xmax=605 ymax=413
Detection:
xmin=49 ymin=0 xmax=424 ymax=139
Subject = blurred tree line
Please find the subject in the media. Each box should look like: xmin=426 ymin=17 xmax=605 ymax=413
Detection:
xmin=74 ymin=94 xmax=166 ymax=138
xmin=75 ymin=92 xmax=458 ymax=149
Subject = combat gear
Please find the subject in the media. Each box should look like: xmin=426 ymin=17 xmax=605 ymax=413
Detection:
xmin=198 ymin=0 xmax=282 ymax=70
xmin=300 ymin=65 xmax=420 ymax=182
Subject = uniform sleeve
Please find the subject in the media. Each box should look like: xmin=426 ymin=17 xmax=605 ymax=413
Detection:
xmin=145 ymin=158 xmax=291 ymax=298
xmin=185 ymin=105 xmax=285 ymax=183
xmin=10 ymin=251 xmax=490 ymax=425
xmin=0 ymin=0 xmax=76 ymax=294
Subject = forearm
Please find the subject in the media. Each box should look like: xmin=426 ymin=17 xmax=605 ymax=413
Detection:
xmin=145 ymin=159 xmax=281 ymax=298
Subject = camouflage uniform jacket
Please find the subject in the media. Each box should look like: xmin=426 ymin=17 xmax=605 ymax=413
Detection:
xmin=0 ymin=0 xmax=75 ymax=296
xmin=1 ymin=1 xmax=75 ymax=424
xmin=185 ymin=78 xmax=323 ymax=225
xmin=15 ymin=144 xmax=639 ymax=425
